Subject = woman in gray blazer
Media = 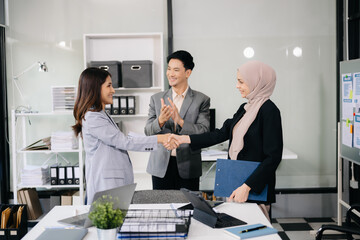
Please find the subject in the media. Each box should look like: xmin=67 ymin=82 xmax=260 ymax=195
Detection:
xmin=72 ymin=68 xmax=172 ymax=204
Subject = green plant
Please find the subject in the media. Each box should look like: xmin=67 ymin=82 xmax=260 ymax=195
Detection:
xmin=88 ymin=195 xmax=125 ymax=229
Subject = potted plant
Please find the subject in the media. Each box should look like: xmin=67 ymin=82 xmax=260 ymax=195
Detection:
xmin=88 ymin=195 xmax=125 ymax=240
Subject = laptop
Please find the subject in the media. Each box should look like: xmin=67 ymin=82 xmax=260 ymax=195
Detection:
xmin=180 ymin=188 xmax=246 ymax=228
xmin=58 ymin=183 xmax=136 ymax=228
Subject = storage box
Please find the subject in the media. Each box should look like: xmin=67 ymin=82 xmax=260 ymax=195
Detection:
xmin=89 ymin=61 xmax=122 ymax=88
xmin=0 ymin=204 xmax=28 ymax=240
xmin=122 ymin=60 xmax=152 ymax=88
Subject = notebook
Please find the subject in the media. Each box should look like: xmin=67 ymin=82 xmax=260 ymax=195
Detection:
xmin=180 ymin=188 xmax=246 ymax=228
xmin=58 ymin=183 xmax=136 ymax=228
xmin=223 ymin=223 xmax=278 ymax=239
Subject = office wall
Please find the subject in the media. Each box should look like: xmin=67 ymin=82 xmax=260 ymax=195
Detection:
xmin=6 ymin=0 xmax=167 ymax=190
xmin=172 ymin=0 xmax=337 ymax=189
xmin=6 ymin=1 xmax=337 ymax=191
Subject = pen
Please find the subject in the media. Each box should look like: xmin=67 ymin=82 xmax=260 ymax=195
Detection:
xmin=239 ymin=225 xmax=267 ymax=233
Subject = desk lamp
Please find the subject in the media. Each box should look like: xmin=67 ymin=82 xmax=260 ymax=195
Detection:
xmin=12 ymin=61 xmax=48 ymax=113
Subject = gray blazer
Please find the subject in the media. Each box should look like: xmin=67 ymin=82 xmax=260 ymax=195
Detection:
xmin=82 ymin=110 xmax=158 ymax=204
xmin=144 ymin=87 xmax=210 ymax=179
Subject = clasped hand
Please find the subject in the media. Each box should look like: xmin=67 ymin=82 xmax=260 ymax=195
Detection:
xmin=160 ymin=134 xmax=187 ymax=150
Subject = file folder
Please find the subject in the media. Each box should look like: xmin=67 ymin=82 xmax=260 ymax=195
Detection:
xmin=66 ymin=166 xmax=74 ymax=185
xmin=112 ymin=97 xmax=120 ymax=115
xmin=58 ymin=166 xmax=66 ymax=185
xmin=119 ymin=96 xmax=128 ymax=114
xmin=105 ymin=104 xmax=112 ymax=115
xmin=73 ymin=165 xmax=80 ymax=185
xmin=214 ymin=159 xmax=268 ymax=202
xmin=127 ymin=96 xmax=135 ymax=114
xmin=50 ymin=165 xmax=58 ymax=185
xmin=223 ymin=223 xmax=278 ymax=239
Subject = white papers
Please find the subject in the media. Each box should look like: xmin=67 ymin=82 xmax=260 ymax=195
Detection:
xmin=342 ymin=73 xmax=353 ymax=120
xmin=354 ymin=115 xmax=360 ymax=149
xmin=20 ymin=165 xmax=50 ymax=185
xmin=51 ymin=131 xmax=78 ymax=150
xmin=342 ymin=121 xmax=353 ymax=148
xmin=342 ymin=73 xmax=354 ymax=147
xmin=353 ymin=72 xmax=360 ymax=104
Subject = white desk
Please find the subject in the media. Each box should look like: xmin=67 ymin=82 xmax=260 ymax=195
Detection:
xmin=201 ymin=147 xmax=298 ymax=161
xmin=200 ymin=147 xmax=298 ymax=190
xmin=24 ymin=203 xmax=281 ymax=240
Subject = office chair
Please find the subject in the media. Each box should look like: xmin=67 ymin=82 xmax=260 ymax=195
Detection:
xmin=131 ymin=190 xmax=189 ymax=204
xmin=316 ymin=204 xmax=360 ymax=240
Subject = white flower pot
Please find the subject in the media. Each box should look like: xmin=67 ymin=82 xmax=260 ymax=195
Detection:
xmin=96 ymin=228 xmax=117 ymax=240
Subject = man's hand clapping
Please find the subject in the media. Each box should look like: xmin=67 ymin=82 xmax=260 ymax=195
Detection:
xmin=158 ymin=98 xmax=173 ymax=128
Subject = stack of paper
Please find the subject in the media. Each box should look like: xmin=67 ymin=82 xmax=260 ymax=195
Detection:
xmin=51 ymin=131 xmax=78 ymax=150
xmin=118 ymin=209 xmax=190 ymax=239
xmin=51 ymin=86 xmax=76 ymax=112
xmin=20 ymin=165 xmax=50 ymax=186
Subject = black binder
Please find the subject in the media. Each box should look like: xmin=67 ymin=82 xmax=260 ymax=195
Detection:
xmin=50 ymin=165 xmax=58 ymax=185
xmin=66 ymin=166 xmax=74 ymax=185
xmin=127 ymin=96 xmax=135 ymax=114
xmin=58 ymin=166 xmax=66 ymax=185
xmin=105 ymin=104 xmax=112 ymax=115
xmin=112 ymin=97 xmax=120 ymax=115
xmin=73 ymin=165 xmax=80 ymax=185
xmin=119 ymin=96 xmax=127 ymax=114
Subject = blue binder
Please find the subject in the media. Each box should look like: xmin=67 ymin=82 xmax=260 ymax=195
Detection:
xmin=214 ymin=159 xmax=268 ymax=202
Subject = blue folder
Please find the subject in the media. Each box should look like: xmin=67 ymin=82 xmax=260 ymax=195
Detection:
xmin=224 ymin=223 xmax=278 ymax=239
xmin=214 ymin=159 xmax=268 ymax=202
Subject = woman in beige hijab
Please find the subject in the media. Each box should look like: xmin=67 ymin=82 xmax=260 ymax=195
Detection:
xmin=168 ymin=60 xmax=283 ymax=219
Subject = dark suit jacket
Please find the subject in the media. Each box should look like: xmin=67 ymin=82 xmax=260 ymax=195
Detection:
xmin=190 ymin=99 xmax=283 ymax=203
xmin=145 ymin=87 xmax=210 ymax=179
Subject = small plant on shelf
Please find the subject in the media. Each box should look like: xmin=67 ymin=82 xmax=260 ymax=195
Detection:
xmin=88 ymin=195 xmax=125 ymax=229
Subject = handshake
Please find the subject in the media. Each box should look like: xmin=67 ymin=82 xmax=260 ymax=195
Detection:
xmin=158 ymin=134 xmax=191 ymax=150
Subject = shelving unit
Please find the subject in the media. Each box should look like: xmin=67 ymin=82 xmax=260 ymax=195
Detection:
xmin=83 ymin=33 xmax=165 ymax=189
xmin=11 ymin=110 xmax=84 ymax=203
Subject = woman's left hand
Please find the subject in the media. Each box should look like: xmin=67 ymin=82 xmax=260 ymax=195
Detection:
xmin=228 ymin=183 xmax=251 ymax=203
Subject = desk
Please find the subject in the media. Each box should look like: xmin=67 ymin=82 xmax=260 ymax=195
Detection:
xmin=200 ymin=147 xmax=298 ymax=191
xmin=24 ymin=203 xmax=281 ymax=240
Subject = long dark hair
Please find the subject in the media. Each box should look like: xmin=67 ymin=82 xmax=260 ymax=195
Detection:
xmin=72 ymin=67 xmax=111 ymax=137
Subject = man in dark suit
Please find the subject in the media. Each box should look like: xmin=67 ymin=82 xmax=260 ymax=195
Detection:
xmin=145 ymin=50 xmax=210 ymax=190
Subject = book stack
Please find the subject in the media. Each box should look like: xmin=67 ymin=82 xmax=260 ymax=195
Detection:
xmin=51 ymin=131 xmax=78 ymax=150
xmin=17 ymin=188 xmax=43 ymax=220
xmin=20 ymin=165 xmax=50 ymax=186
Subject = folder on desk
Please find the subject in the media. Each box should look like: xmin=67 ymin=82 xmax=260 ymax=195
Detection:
xmin=50 ymin=164 xmax=58 ymax=185
xmin=127 ymin=96 xmax=135 ymax=114
xmin=120 ymin=96 xmax=127 ymax=114
xmin=58 ymin=166 xmax=66 ymax=185
xmin=66 ymin=166 xmax=74 ymax=185
xmin=112 ymin=97 xmax=120 ymax=115
xmin=223 ymin=223 xmax=278 ymax=239
xmin=73 ymin=165 xmax=80 ymax=185
xmin=214 ymin=159 xmax=268 ymax=202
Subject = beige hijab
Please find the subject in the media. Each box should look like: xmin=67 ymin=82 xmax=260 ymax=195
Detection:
xmin=229 ymin=61 xmax=276 ymax=160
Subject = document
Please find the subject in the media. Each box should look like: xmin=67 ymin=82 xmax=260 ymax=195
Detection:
xmin=354 ymin=115 xmax=360 ymax=149
xmin=214 ymin=159 xmax=268 ymax=202
xmin=343 ymin=121 xmax=353 ymax=148
xmin=342 ymin=73 xmax=354 ymax=120
xmin=1 ymin=207 xmax=11 ymax=228
xmin=353 ymin=72 xmax=360 ymax=104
